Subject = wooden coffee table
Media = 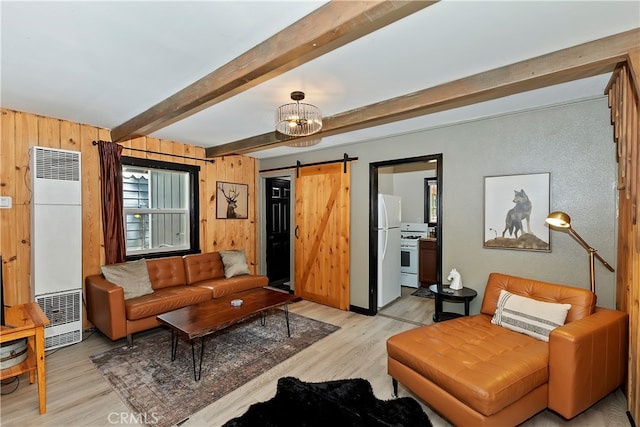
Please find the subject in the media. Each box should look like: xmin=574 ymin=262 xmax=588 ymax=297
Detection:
xmin=157 ymin=287 xmax=297 ymax=380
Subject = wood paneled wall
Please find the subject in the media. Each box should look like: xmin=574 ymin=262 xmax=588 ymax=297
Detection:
xmin=0 ymin=109 xmax=259 ymax=318
xmin=606 ymin=52 xmax=640 ymax=423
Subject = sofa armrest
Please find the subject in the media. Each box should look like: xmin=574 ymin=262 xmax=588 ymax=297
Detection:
xmin=85 ymin=275 xmax=128 ymax=341
xmin=548 ymin=307 xmax=628 ymax=418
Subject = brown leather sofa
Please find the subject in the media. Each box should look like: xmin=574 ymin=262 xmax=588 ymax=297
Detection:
xmin=85 ymin=252 xmax=268 ymax=345
xmin=387 ymin=272 xmax=628 ymax=426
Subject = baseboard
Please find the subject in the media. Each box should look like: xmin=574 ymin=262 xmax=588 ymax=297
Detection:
xmin=350 ymin=304 xmax=374 ymax=316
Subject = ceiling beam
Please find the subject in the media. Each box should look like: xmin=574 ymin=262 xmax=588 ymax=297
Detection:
xmin=110 ymin=0 xmax=436 ymax=143
xmin=207 ymin=28 xmax=640 ymax=157
xmin=625 ymin=47 xmax=640 ymax=95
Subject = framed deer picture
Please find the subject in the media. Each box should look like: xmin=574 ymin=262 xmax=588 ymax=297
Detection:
xmin=216 ymin=181 xmax=249 ymax=219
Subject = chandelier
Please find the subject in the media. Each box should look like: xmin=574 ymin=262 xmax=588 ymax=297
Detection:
xmin=275 ymin=91 xmax=322 ymax=137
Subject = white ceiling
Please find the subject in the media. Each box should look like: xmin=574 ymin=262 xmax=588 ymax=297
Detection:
xmin=2 ymin=1 xmax=639 ymax=159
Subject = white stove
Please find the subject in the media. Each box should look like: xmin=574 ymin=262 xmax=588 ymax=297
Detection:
xmin=400 ymin=223 xmax=430 ymax=288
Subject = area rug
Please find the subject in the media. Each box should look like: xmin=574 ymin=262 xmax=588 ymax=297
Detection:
xmin=90 ymin=309 xmax=339 ymax=427
xmin=411 ymin=287 xmax=435 ymax=299
xmin=224 ymin=376 xmax=432 ymax=427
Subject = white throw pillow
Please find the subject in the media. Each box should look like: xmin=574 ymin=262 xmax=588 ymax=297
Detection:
xmin=219 ymin=250 xmax=250 ymax=278
xmin=101 ymin=259 xmax=154 ymax=300
xmin=491 ymin=289 xmax=571 ymax=342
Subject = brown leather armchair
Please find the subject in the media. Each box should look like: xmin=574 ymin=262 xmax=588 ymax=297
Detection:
xmin=387 ymin=273 xmax=628 ymax=426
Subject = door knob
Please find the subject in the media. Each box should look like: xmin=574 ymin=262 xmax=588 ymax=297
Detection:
xmin=295 ymin=225 xmax=299 ymax=239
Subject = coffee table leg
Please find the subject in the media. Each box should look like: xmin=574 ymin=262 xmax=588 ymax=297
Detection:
xmin=171 ymin=330 xmax=179 ymax=361
xmin=260 ymin=311 xmax=266 ymax=326
xmin=191 ymin=337 xmax=205 ymax=381
xmin=284 ymin=303 xmax=291 ymax=337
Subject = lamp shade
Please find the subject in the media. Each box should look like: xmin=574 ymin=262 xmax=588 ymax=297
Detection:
xmin=545 ymin=209 xmax=614 ymax=292
xmin=545 ymin=211 xmax=571 ymax=229
xmin=275 ymin=91 xmax=322 ymax=137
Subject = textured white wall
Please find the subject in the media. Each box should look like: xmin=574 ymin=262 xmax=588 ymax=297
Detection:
xmin=259 ymin=97 xmax=618 ymax=311
xmin=393 ymin=168 xmax=437 ymax=224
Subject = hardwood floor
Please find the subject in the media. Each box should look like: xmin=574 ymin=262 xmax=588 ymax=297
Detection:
xmin=0 ymin=297 xmax=628 ymax=426
xmin=378 ymin=286 xmax=435 ymax=325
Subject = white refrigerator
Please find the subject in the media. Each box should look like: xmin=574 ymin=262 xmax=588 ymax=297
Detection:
xmin=377 ymin=194 xmax=402 ymax=308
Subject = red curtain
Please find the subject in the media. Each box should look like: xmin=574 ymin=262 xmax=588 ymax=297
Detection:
xmin=98 ymin=140 xmax=126 ymax=265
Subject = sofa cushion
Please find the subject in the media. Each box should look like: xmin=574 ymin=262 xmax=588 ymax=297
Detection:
xmin=386 ymin=315 xmax=548 ymax=417
xmin=100 ymin=259 xmax=154 ymax=300
xmin=481 ymin=272 xmax=595 ymax=322
xmin=146 ymin=256 xmax=187 ymax=289
xmin=124 ymin=285 xmax=211 ymax=321
xmin=183 ymin=252 xmax=225 ymax=285
xmin=492 ymin=290 xmax=570 ymax=342
xmin=219 ymin=249 xmax=251 ymax=278
xmin=196 ymin=275 xmax=268 ymax=299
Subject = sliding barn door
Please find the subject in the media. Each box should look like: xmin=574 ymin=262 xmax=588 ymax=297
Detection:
xmin=294 ymin=163 xmax=350 ymax=310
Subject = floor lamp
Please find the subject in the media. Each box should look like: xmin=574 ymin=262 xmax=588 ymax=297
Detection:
xmin=545 ymin=211 xmax=615 ymax=293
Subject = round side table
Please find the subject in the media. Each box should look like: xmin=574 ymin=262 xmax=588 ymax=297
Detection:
xmin=428 ymin=284 xmax=478 ymax=322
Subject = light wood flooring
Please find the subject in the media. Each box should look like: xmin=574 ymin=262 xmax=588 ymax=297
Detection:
xmin=0 ymin=295 xmax=628 ymax=427
xmin=378 ymin=286 xmax=436 ymax=325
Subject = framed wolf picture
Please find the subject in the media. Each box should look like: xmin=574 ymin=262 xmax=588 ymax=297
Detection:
xmin=483 ymin=172 xmax=550 ymax=252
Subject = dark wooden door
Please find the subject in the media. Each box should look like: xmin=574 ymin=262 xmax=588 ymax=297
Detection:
xmin=265 ymin=178 xmax=290 ymax=285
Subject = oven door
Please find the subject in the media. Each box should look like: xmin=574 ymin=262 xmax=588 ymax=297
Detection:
xmin=400 ymin=244 xmax=418 ymax=274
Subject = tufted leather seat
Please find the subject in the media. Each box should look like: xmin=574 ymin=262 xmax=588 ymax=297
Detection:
xmin=387 ymin=272 xmax=628 ymax=426
xmin=183 ymin=252 xmax=268 ymax=298
xmin=86 ymin=252 xmax=268 ymax=344
xmin=388 ymin=315 xmax=548 ymax=416
xmin=124 ymin=286 xmax=210 ymax=321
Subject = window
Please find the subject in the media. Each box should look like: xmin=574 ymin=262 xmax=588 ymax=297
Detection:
xmin=121 ymin=156 xmax=200 ymax=259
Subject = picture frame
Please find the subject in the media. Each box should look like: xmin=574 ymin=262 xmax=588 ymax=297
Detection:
xmin=483 ymin=172 xmax=550 ymax=252
xmin=216 ymin=181 xmax=248 ymax=219
xmin=424 ymin=178 xmax=438 ymax=225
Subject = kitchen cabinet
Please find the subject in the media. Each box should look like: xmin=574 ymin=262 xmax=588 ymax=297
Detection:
xmin=419 ymin=238 xmax=438 ymax=285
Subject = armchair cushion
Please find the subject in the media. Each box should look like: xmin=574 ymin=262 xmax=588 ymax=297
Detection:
xmin=491 ymin=290 xmax=571 ymax=342
xmin=387 ymin=315 xmax=548 ymax=416
xmin=100 ymin=259 xmax=153 ymax=300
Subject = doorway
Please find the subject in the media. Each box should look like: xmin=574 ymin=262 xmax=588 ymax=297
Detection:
xmin=259 ymin=157 xmax=353 ymax=310
xmin=369 ymin=154 xmax=443 ymax=319
xmin=264 ymin=177 xmax=291 ymax=292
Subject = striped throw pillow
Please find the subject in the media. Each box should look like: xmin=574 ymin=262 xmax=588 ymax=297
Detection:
xmin=491 ymin=290 xmax=571 ymax=342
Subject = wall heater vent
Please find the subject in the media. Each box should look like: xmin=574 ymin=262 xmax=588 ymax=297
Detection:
xmin=45 ymin=330 xmax=82 ymax=350
xmin=36 ymin=290 xmax=81 ymax=327
xmin=36 ymin=290 xmax=82 ymax=350
xmin=34 ymin=147 xmax=80 ymax=181
xmin=31 ymin=146 xmax=82 ymax=350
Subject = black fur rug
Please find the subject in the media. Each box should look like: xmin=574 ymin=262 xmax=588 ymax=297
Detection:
xmin=224 ymin=377 xmax=432 ymax=427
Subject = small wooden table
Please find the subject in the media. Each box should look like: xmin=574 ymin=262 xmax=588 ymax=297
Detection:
xmin=0 ymin=302 xmax=50 ymax=414
xmin=429 ymin=284 xmax=477 ymax=322
xmin=157 ymin=288 xmax=297 ymax=381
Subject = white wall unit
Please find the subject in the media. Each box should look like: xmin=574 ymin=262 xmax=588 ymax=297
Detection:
xmin=31 ymin=146 xmax=82 ymax=350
